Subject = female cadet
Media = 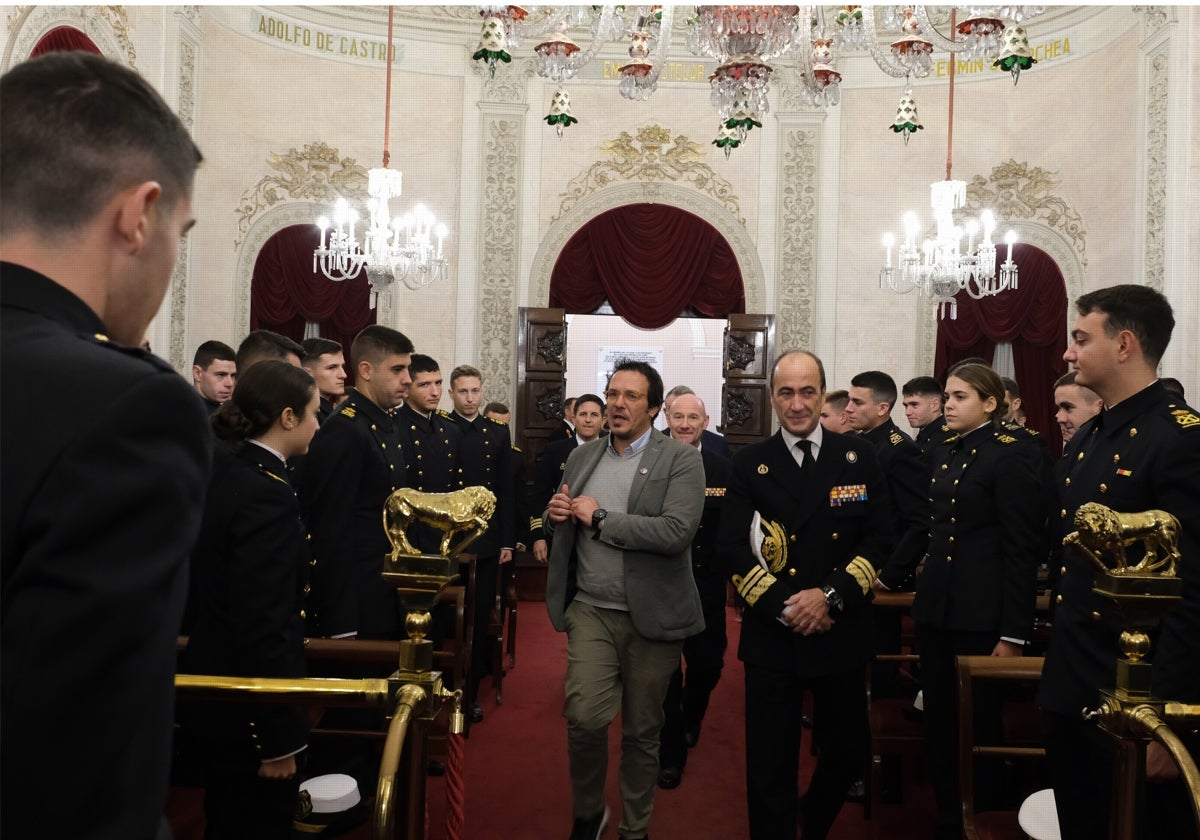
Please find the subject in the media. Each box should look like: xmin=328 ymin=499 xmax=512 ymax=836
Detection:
xmin=182 ymin=360 xmax=320 ymax=838
xmin=912 ymin=363 xmax=1044 ymax=840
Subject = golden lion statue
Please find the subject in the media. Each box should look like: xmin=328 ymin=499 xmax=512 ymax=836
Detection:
xmin=1064 ymin=502 xmax=1181 ymax=577
xmin=383 ymin=485 xmax=497 ymax=560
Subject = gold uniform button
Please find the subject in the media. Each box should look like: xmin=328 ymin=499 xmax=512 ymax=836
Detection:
xmin=1065 ymin=478 xmax=1071 ymax=486
xmin=941 ymin=464 xmax=948 ymax=471
xmin=310 ymin=558 xmax=317 ymax=566
xmin=304 ymin=584 xmax=311 ymax=595
xmin=1056 ymin=595 xmax=1063 ymax=604
xmin=1113 ymin=454 xmax=1120 ymax=464
xmin=1100 ymin=484 xmax=1107 ymax=493
xmin=970 ymin=449 xmax=977 ymax=456
xmin=300 ymin=610 xmax=307 ymax=619
xmin=371 ymin=424 xmax=377 ymax=431
xmin=1091 ymin=611 xmax=1101 ymax=620
xmin=953 ymin=479 xmax=959 ymax=486
xmin=1060 ymin=508 xmax=1067 ymax=518
xmin=789 ymin=535 xmax=797 ymax=543
xmin=946 ymin=555 xmax=953 ymax=562
xmin=1060 ymin=566 xmax=1067 ymax=575
xmin=306 ymin=534 xmax=312 ymax=541
xmin=932 ymin=478 xmax=937 ymax=485
xmin=1077 ymin=452 xmax=1085 ymax=461
xmin=788 ymin=568 xmax=797 ymax=577
xmin=950 ymin=517 xmax=956 ymax=524
xmin=1130 ymin=428 xmax=1138 ymax=438
xmin=831 ymin=533 xmax=839 ymax=540
xmin=949 ymin=536 xmax=955 ymax=544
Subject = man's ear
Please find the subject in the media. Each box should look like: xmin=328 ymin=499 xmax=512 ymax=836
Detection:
xmin=113 ymin=181 xmax=163 ymax=254
xmin=191 ymin=364 xmax=203 ymax=384
xmin=357 ymin=359 xmax=373 ymax=381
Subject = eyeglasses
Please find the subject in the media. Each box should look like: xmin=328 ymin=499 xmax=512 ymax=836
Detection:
xmin=604 ymin=389 xmax=646 ymax=403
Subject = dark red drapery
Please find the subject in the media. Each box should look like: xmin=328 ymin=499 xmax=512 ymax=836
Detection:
xmin=549 ymin=204 xmax=746 ymax=329
xmin=934 ymin=243 xmax=1068 ymax=454
xmin=30 ymin=27 xmax=102 ymax=57
xmin=250 ymin=224 xmax=376 ymax=374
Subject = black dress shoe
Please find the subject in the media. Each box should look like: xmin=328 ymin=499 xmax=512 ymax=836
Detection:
xmin=683 ymin=727 xmax=700 ymax=748
xmin=656 ymin=765 xmax=682 ymax=789
xmin=469 ymin=704 xmax=484 ymax=723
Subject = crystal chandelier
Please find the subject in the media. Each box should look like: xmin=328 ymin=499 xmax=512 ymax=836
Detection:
xmin=470 ymin=5 xmax=1044 ymax=154
xmin=879 ymin=9 xmax=1017 ymax=320
xmin=313 ymin=6 xmax=449 ymax=308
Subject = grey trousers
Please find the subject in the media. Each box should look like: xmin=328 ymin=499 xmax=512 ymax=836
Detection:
xmin=563 ymin=601 xmax=683 ymax=838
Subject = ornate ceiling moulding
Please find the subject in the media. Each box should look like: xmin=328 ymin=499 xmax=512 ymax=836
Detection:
xmin=554 ymin=124 xmax=744 ymax=226
xmin=966 ymin=159 xmax=1087 ymax=268
xmin=5 ymin=5 xmax=137 ymax=70
xmin=234 ymin=141 xmax=368 ymax=248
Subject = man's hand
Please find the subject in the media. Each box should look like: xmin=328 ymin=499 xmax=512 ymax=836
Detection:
xmin=499 ymin=548 xmax=513 ymax=565
xmin=258 ymin=754 xmax=297 ymax=780
xmin=533 ymin=539 xmax=548 ymax=564
xmin=783 ymin=589 xmax=832 ymax=635
xmin=991 ymin=640 xmax=1022 ymax=657
xmin=547 ymin=484 xmax=572 ymax=523
xmin=1146 ymin=742 xmax=1180 ymax=782
xmin=570 ymin=494 xmax=600 ymax=527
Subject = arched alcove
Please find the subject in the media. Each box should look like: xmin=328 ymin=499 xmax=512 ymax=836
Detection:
xmin=529 ymin=182 xmax=766 ymax=315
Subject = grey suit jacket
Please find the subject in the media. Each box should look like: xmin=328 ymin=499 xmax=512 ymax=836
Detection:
xmin=543 ymin=429 xmax=706 ymax=641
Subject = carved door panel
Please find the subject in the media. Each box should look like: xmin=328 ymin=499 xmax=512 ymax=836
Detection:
xmin=515 ymin=307 xmax=568 ymax=480
xmin=722 ymin=313 xmax=775 ymax=452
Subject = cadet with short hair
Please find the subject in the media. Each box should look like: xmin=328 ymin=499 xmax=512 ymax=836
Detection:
xmin=192 ymin=339 xmax=238 ymax=412
xmin=1 ymin=52 xmax=212 ymax=839
xmin=301 ymin=336 xmax=347 ymax=424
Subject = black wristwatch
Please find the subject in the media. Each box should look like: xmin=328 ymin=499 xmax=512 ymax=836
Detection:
xmin=821 ymin=585 xmax=844 ymax=615
xmin=591 ymin=508 xmax=607 ymax=529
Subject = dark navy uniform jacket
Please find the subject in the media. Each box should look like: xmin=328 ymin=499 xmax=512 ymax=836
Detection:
xmin=299 ymin=390 xmax=406 ymax=638
xmin=1 ymin=263 xmax=213 ymax=839
xmin=912 ymin=424 xmax=1044 ymax=640
xmin=717 ymin=430 xmax=893 ymax=676
xmin=183 ymin=444 xmax=309 ymax=764
xmin=863 ymin=419 xmax=931 ymax=590
xmin=1040 ymin=382 xmax=1200 ymax=716
xmin=447 ymin=411 xmax=515 ymax=556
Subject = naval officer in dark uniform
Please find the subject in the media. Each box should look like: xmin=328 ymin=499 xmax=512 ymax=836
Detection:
xmin=183 ymin=362 xmax=319 ymax=838
xmin=658 ymin=394 xmax=733 ymax=790
xmin=912 ymin=363 xmax=1044 ymax=840
xmin=1040 ymin=285 xmax=1200 ymax=840
xmin=447 ymin=365 xmax=515 ymax=722
xmin=1 ymin=52 xmax=211 ymax=840
xmin=530 ymin=393 xmax=606 ymax=563
xmin=299 ymin=325 xmax=413 ymax=640
xmin=902 ymin=376 xmax=951 ymax=458
xmin=717 ymin=350 xmax=893 ymax=840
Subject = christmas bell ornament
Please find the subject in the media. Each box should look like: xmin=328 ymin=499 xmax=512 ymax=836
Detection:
xmin=544 ymin=87 xmax=578 ymax=138
xmin=993 ymin=24 xmax=1037 ymax=85
xmin=889 ymin=85 xmax=923 ymax=145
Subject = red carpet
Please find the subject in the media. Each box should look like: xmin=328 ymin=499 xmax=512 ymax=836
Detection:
xmin=169 ymin=604 xmax=940 ymax=839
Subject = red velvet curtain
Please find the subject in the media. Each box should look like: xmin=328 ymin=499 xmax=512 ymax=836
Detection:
xmin=30 ymin=27 xmax=101 ymax=57
xmin=935 ymin=243 xmax=1068 ymax=454
xmin=549 ymin=204 xmax=745 ymax=328
xmin=250 ymin=224 xmax=376 ymax=376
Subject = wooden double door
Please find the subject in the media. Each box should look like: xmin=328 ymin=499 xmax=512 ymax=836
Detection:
xmin=513 ymin=307 xmax=776 ymax=480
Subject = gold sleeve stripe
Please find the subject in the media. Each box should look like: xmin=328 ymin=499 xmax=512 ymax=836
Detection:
xmin=736 ymin=565 xmax=777 ymax=606
xmin=846 ymin=556 xmax=877 ymax=595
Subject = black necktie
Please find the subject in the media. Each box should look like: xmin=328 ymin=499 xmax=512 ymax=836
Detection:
xmin=796 ymin=439 xmax=814 ymax=477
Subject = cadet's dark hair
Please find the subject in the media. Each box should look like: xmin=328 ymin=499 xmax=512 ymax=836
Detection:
xmin=450 ymin=364 xmax=482 ymax=386
xmin=409 ymin=354 xmax=441 ymax=377
xmin=350 ymin=325 xmax=414 ymax=367
xmin=1076 ymin=285 xmax=1175 ymax=367
xmin=192 ymin=340 xmax=235 ymax=370
xmin=823 ymin=389 xmax=850 ymax=412
xmin=946 ymin=357 xmax=990 ymax=381
xmin=300 ymin=337 xmax=342 ymax=366
xmin=946 ymin=363 xmax=1008 ymax=424
xmin=607 ymin=359 xmax=664 ymax=411
xmin=1 ymin=52 xmax=201 ymax=235
xmin=236 ymin=330 xmax=304 ymax=372
xmin=212 ymin=361 xmax=315 ymax=448
xmin=483 ymin=401 xmax=509 ymax=416
xmin=1000 ymin=376 xmax=1021 ymax=399
xmin=850 ymin=370 xmax=898 ymax=408
xmin=1053 ymin=371 xmax=1078 ymax=389
xmin=902 ymin=376 xmax=942 ymax=398
xmin=575 ymin=393 xmax=605 ymax=413
xmin=770 ymin=350 xmax=827 ymax=392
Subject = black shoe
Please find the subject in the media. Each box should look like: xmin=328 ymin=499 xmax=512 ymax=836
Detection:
xmin=569 ymin=806 xmax=609 ymax=840
xmin=845 ymin=779 xmax=866 ymax=803
xmin=683 ymin=727 xmax=700 ymax=748
xmin=469 ymin=704 xmax=484 ymax=723
xmin=657 ymin=765 xmax=682 ymax=789
xmin=426 ymin=759 xmax=445 ymax=777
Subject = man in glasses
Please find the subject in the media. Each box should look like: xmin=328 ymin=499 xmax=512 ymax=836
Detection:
xmin=543 ymin=359 xmax=706 ymax=840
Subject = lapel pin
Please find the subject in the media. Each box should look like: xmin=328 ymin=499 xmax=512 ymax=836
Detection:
xmin=846 ymin=451 xmax=857 ymax=463
xmin=639 ymin=467 xmax=649 ymax=475
xmin=757 ymin=464 xmax=769 ymax=475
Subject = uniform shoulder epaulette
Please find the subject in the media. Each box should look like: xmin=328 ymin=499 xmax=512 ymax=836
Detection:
xmin=437 ymin=409 xmax=454 ymax=419
xmin=1025 ymin=427 xmax=1041 ymax=437
xmin=889 ymin=431 xmax=904 ymax=446
xmin=1169 ymin=407 xmax=1200 ymax=429
xmin=995 ymin=433 xmax=1018 ymax=444
xmin=486 ymin=415 xmax=508 ymax=426
xmin=339 ymin=404 xmax=357 ymax=419
xmin=255 ymin=463 xmax=291 ymax=486
xmin=940 ymin=423 xmax=951 ymax=432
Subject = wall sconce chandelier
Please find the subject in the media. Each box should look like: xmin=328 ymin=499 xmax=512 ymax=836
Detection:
xmin=879 ymin=9 xmax=1018 ymax=320
xmin=314 ymin=6 xmax=449 ymax=308
xmin=472 ymin=5 xmax=1043 ymax=154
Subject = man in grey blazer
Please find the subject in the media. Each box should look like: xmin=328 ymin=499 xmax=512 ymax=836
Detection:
xmin=543 ymin=359 xmax=706 ymax=840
